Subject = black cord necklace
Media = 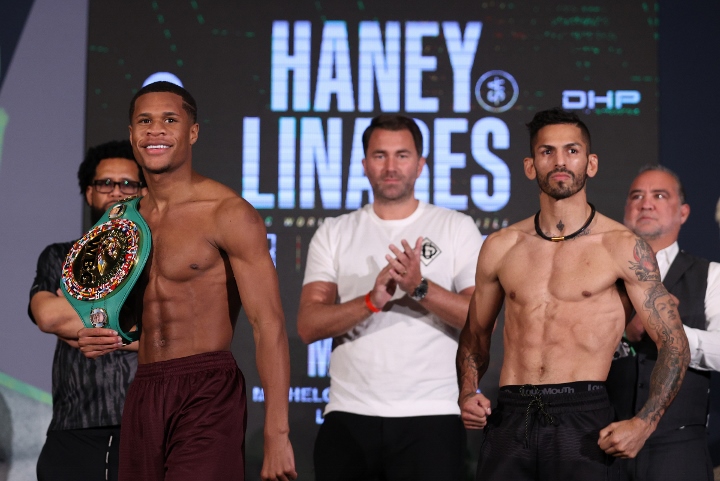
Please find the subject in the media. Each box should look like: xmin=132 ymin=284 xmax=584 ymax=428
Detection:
xmin=534 ymin=203 xmax=596 ymax=242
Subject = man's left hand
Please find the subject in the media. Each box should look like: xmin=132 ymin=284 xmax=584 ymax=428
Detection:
xmin=386 ymin=237 xmax=424 ymax=294
xmin=598 ymin=417 xmax=653 ymax=458
xmin=261 ymin=433 xmax=297 ymax=481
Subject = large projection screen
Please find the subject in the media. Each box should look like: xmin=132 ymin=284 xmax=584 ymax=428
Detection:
xmin=86 ymin=1 xmax=658 ymax=478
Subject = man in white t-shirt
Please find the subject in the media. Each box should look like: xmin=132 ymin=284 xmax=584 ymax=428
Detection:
xmin=298 ymin=114 xmax=483 ymax=481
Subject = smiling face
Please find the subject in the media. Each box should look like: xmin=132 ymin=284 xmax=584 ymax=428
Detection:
xmin=524 ymin=123 xmax=598 ymax=200
xmin=362 ymin=128 xmax=425 ymax=204
xmin=624 ymin=170 xmax=689 ymax=247
xmin=128 ymin=91 xmax=199 ymax=175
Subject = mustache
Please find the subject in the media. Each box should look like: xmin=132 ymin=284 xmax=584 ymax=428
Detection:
xmin=546 ymin=167 xmax=575 ymax=180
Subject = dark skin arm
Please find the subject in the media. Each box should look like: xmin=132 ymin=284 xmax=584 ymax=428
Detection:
xmin=32 ymin=289 xmax=138 ymax=351
xmin=218 ymin=198 xmax=296 ymax=481
xmin=31 ymin=290 xmax=84 ymax=346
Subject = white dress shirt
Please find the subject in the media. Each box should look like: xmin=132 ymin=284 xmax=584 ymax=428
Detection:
xmin=656 ymin=242 xmax=720 ymax=371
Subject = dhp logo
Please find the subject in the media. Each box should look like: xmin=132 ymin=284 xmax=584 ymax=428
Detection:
xmin=562 ymin=90 xmax=641 ymax=110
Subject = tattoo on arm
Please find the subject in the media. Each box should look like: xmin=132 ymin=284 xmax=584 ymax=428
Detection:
xmin=457 ymin=327 xmax=491 ymax=400
xmin=628 ymin=238 xmax=689 ymax=426
xmin=628 ymin=238 xmax=661 ymax=282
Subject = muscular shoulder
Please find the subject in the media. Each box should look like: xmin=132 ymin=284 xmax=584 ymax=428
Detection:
xmin=485 ymin=216 xmax=533 ymax=250
xmin=591 ymin=213 xmax=657 ymax=280
xmin=185 ymin=176 xmax=267 ymax=251
xmin=593 ymin=212 xmax=629 ymax=237
xmin=214 ymin=193 xmax=265 ymax=239
xmin=188 ymin=175 xmax=258 ymax=223
xmin=476 ymin=219 xmax=530 ymax=273
xmin=191 ymin=175 xmax=239 ymax=205
xmin=593 ymin=213 xmax=639 ymax=255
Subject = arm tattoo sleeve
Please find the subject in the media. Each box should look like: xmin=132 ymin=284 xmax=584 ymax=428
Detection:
xmin=628 ymin=238 xmax=661 ymax=282
xmin=628 ymin=238 xmax=690 ymax=426
xmin=456 ymin=324 xmax=491 ymax=400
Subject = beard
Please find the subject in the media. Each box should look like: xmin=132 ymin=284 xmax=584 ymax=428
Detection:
xmin=628 ymin=222 xmax=663 ymax=241
xmin=372 ymin=176 xmax=414 ymax=203
xmin=537 ymin=166 xmax=588 ymax=200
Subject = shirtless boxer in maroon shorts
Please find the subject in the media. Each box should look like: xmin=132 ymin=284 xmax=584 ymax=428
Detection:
xmin=78 ymin=81 xmax=296 ymax=481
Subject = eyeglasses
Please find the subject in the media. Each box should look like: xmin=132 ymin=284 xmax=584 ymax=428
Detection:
xmin=92 ymin=179 xmax=143 ymax=195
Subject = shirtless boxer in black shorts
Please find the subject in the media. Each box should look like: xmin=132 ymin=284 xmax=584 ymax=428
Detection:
xmin=457 ymin=108 xmax=690 ymax=480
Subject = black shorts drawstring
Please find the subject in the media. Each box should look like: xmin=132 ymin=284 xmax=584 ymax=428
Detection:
xmin=520 ymin=384 xmax=556 ymax=448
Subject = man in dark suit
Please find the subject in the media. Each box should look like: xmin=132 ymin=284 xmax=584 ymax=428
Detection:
xmin=607 ymin=165 xmax=720 ymax=481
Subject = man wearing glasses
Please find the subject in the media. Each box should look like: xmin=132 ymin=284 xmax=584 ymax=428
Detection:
xmin=28 ymin=140 xmax=146 ymax=481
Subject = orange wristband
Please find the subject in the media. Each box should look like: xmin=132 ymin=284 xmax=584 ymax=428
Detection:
xmin=365 ymin=292 xmax=381 ymax=313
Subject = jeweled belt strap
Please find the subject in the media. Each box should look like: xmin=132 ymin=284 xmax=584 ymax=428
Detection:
xmin=60 ymin=196 xmax=151 ymax=343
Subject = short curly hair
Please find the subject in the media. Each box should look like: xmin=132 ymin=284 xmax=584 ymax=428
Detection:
xmin=77 ymin=140 xmax=143 ymax=195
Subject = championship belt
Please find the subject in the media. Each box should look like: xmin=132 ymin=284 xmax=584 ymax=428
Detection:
xmin=60 ymin=196 xmax=151 ymax=343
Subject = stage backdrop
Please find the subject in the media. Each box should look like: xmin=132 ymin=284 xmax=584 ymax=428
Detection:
xmin=86 ymin=1 xmax=658 ymax=478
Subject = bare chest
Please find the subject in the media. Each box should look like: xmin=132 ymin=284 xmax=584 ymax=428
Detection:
xmin=500 ymin=239 xmax=620 ymax=306
xmin=144 ymin=212 xmax=224 ymax=283
xmin=499 ymin=239 xmax=627 ymax=375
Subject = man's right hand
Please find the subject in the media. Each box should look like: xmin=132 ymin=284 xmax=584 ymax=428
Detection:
xmin=77 ymin=327 xmax=124 ymax=358
xmin=368 ymin=264 xmax=398 ymax=311
xmin=460 ymin=392 xmax=492 ymax=429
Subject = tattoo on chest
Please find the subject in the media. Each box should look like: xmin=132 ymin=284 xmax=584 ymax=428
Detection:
xmin=556 ymin=220 xmax=564 ymax=232
xmin=574 ymin=229 xmax=590 ymax=239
